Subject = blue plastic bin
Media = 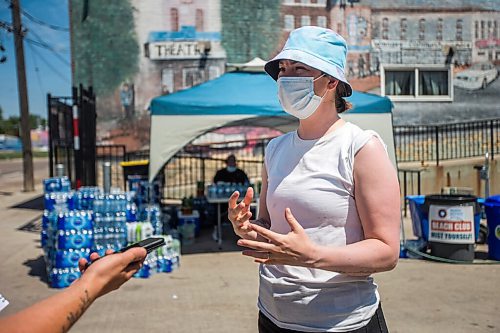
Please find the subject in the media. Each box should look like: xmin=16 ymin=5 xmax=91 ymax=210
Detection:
xmin=406 ymin=195 xmax=481 ymax=241
xmin=406 ymin=195 xmax=426 ymax=239
xmin=485 ymin=195 xmax=500 ymax=261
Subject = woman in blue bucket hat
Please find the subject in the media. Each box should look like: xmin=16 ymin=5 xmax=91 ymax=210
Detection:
xmin=228 ymin=26 xmax=400 ymax=332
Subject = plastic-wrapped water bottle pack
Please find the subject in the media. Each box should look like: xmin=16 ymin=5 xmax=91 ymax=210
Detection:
xmin=41 ymin=176 xmax=180 ymax=288
xmin=133 ymin=235 xmax=181 ymax=278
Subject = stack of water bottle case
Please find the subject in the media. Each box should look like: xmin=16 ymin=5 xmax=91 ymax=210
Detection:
xmin=41 ymin=176 xmax=181 ymax=288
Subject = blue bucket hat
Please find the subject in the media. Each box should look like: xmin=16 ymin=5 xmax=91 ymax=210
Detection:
xmin=265 ymin=26 xmax=352 ymax=97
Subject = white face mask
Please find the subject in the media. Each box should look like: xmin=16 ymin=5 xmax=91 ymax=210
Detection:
xmin=277 ymin=74 xmax=326 ymax=120
xmin=226 ymin=166 xmax=236 ymax=173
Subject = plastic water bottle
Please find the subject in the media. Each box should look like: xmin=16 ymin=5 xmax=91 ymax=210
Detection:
xmin=53 ymin=248 xmax=91 ymax=268
xmin=56 ymin=229 xmax=94 ymax=250
xmin=50 ymin=267 xmax=81 ymax=289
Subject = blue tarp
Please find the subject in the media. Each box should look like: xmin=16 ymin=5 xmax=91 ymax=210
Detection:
xmin=150 ymin=72 xmax=392 ymax=116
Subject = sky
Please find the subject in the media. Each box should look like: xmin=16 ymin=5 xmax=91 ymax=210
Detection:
xmin=0 ymin=0 xmax=71 ymax=119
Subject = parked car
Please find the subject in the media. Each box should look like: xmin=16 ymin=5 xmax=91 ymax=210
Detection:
xmin=454 ymin=62 xmax=498 ymax=90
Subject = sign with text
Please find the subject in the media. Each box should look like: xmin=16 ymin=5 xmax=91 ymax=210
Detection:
xmin=147 ymin=41 xmax=210 ymax=60
xmin=428 ymin=205 xmax=475 ymax=244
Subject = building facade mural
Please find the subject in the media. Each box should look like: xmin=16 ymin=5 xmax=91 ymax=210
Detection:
xmin=70 ymin=0 xmax=499 ymax=123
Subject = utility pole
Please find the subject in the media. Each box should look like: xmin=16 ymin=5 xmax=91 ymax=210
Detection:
xmin=11 ymin=0 xmax=34 ymax=192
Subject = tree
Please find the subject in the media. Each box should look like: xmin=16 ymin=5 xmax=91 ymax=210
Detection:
xmin=0 ymin=113 xmax=47 ymax=135
xmin=221 ymin=0 xmax=281 ymax=63
xmin=0 ymin=105 xmax=4 ymax=134
xmin=70 ymin=0 xmax=139 ymax=98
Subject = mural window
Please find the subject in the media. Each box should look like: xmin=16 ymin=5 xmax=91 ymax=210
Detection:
xmin=357 ymin=16 xmax=367 ymax=37
xmin=400 ymin=18 xmax=407 ymax=40
xmin=382 ymin=65 xmax=452 ymax=102
xmin=317 ymin=16 xmax=327 ymax=28
xmin=384 ymin=70 xmax=415 ymax=96
xmin=171 ymin=8 xmax=179 ymax=31
xmin=436 ymin=18 xmax=443 ymax=41
xmin=475 ymin=21 xmax=479 ymax=39
xmin=487 ymin=21 xmax=492 ymax=38
xmin=456 ymin=19 xmax=463 ymax=41
xmin=161 ymin=69 xmax=174 ymax=95
xmin=494 ymin=21 xmax=498 ymax=38
xmin=182 ymin=68 xmax=205 ymax=89
xmin=196 ymin=9 xmax=204 ymax=32
xmin=382 ymin=17 xmax=389 ymax=40
xmin=419 ymin=18 xmax=426 ymax=40
xmin=372 ymin=21 xmax=379 ymax=38
xmin=481 ymin=21 xmax=485 ymax=39
xmin=419 ymin=70 xmax=449 ymax=96
xmin=284 ymin=15 xmax=295 ymax=30
xmin=301 ymin=15 xmax=311 ymax=26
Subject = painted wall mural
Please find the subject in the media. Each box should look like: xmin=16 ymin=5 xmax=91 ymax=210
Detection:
xmin=69 ymin=0 xmax=500 ymax=127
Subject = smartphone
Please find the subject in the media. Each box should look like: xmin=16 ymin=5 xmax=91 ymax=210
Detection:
xmin=84 ymin=237 xmax=165 ymax=269
xmin=117 ymin=237 xmax=166 ymax=254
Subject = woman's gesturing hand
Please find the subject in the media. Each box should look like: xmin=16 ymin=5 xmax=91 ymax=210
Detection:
xmin=228 ymin=187 xmax=256 ymax=239
xmin=237 ymin=208 xmax=318 ymax=267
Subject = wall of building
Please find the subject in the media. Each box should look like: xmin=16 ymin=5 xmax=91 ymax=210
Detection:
xmin=471 ymin=12 xmax=500 ymax=63
xmin=71 ymin=0 xmax=499 ymax=119
xmin=371 ymin=10 xmax=475 ymax=66
xmin=400 ymin=156 xmax=499 ymax=199
xmin=330 ymin=5 xmax=372 ymax=78
xmin=220 ymin=0 xmax=281 ymax=63
xmin=131 ymin=0 xmax=224 ymax=114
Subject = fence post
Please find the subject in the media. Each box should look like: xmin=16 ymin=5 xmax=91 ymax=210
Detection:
xmin=490 ymin=119 xmax=495 ymax=160
xmin=47 ymin=93 xmax=53 ymax=177
xmin=417 ymin=170 xmax=421 ymax=194
xmin=403 ymin=170 xmax=408 ymax=217
xmin=435 ymin=125 xmax=440 ymax=166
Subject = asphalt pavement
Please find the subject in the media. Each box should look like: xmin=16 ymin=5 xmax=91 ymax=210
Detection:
xmin=0 ymin=160 xmax=498 ymax=332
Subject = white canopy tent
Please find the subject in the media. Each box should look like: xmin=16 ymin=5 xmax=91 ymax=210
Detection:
xmin=149 ymin=71 xmax=395 ymax=181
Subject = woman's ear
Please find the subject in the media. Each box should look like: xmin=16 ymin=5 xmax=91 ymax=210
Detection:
xmin=327 ymin=79 xmax=339 ymax=91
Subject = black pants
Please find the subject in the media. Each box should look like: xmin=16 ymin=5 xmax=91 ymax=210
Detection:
xmin=258 ymin=304 xmax=389 ymax=333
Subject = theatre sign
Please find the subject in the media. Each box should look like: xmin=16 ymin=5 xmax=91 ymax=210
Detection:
xmin=146 ymin=41 xmax=211 ymax=60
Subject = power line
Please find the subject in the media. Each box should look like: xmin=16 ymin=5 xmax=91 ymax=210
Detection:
xmin=25 ymin=28 xmax=70 ymax=67
xmin=27 ymin=42 xmax=45 ymax=99
xmin=25 ymin=38 xmax=70 ymax=67
xmin=28 ymin=45 xmax=71 ymax=84
xmin=4 ymin=0 xmax=69 ymax=32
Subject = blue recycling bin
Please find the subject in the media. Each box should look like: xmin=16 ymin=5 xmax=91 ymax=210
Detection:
xmin=406 ymin=195 xmax=482 ymax=242
xmin=406 ymin=195 xmax=426 ymax=239
xmin=485 ymin=195 xmax=500 ymax=261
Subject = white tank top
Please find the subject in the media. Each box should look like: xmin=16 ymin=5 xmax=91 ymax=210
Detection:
xmin=258 ymin=122 xmax=385 ymax=332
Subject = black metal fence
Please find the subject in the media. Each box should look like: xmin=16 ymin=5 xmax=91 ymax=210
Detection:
xmin=48 ymin=85 xmax=96 ymax=187
xmin=163 ymin=138 xmax=272 ymax=199
xmin=145 ymin=118 xmax=500 ymax=200
xmin=394 ymin=118 xmax=499 ymax=165
xmin=47 ymin=96 xmax=74 ymax=181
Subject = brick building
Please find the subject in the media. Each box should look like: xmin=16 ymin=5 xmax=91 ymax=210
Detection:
xmin=329 ymin=3 xmax=372 ymax=79
xmin=367 ymin=1 xmax=499 ymax=67
xmin=132 ymin=0 xmax=226 ymax=113
xmin=279 ymin=0 xmax=330 ymax=53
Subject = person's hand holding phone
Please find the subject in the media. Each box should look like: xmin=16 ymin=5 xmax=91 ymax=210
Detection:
xmin=77 ymin=247 xmax=147 ymax=299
